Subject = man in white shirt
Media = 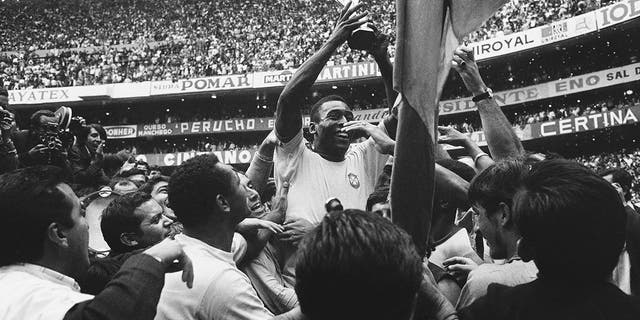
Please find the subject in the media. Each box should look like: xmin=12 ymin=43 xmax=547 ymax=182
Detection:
xmin=155 ymin=154 xmax=276 ymax=320
xmin=274 ymin=3 xmax=396 ymax=230
xmin=0 ymin=165 xmax=192 ymax=320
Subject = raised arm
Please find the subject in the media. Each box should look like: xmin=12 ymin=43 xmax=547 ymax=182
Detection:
xmin=275 ymin=2 xmax=368 ymax=142
xmin=246 ymin=130 xmax=278 ymax=195
xmin=438 ymin=126 xmax=495 ymax=172
xmin=452 ymin=46 xmax=523 ymax=160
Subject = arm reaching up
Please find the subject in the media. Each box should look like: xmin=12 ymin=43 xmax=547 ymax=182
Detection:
xmin=452 ymin=46 xmax=523 ymax=160
xmin=275 ymin=1 xmax=369 ymax=142
xmin=438 ymin=126 xmax=494 ymax=172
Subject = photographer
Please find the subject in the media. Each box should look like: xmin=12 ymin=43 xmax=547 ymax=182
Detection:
xmin=0 ymin=87 xmax=18 ymax=174
xmin=12 ymin=110 xmax=72 ymax=172
xmin=68 ymin=123 xmax=112 ymax=193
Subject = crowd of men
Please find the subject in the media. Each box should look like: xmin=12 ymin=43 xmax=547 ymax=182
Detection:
xmin=1 ymin=1 xmax=640 ymax=320
xmin=0 ymin=0 xmax=616 ymax=90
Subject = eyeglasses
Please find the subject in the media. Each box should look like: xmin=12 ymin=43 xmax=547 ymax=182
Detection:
xmin=322 ymin=109 xmax=354 ymax=122
xmin=80 ymin=186 xmax=123 ymax=213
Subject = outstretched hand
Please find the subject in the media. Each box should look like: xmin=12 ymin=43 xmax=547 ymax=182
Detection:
xmin=437 ymin=126 xmax=471 ymax=147
xmin=452 ymin=45 xmax=487 ymax=96
xmin=329 ymin=1 xmax=370 ymax=44
xmin=144 ymin=238 xmax=194 ymax=289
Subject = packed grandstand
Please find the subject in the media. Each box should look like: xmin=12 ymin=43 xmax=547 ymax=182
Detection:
xmin=2 ymin=0 xmax=640 ymax=200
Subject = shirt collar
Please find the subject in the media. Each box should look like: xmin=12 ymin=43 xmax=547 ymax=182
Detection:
xmin=175 ymin=234 xmax=235 ymax=262
xmin=1 ymin=263 xmax=82 ymax=292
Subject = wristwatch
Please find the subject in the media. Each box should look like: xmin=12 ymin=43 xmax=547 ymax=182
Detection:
xmin=472 ymin=88 xmax=493 ymax=102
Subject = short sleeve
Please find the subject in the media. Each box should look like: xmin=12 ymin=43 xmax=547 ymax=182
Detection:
xmin=274 ymin=129 xmax=306 ymax=190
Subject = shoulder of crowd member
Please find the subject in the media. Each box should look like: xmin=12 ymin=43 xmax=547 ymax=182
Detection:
xmin=81 ymin=250 xmax=143 ymax=295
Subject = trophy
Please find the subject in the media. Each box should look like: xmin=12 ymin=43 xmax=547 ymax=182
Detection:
xmin=336 ymin=0 xmax=375 ymax=50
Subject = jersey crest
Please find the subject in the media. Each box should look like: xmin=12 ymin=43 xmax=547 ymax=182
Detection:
xmin=348 ymin=173 xmax=360 ymax=189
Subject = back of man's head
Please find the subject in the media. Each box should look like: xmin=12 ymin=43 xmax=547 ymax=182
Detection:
xmin=101 ymin=192 xmax=152 ymax=254
xmin=0 ymin=166 xmax=73 ymax=266
xmin=168 ymin=154 xmax=235 ymax=228
xmin=295 ymin=209 xmax=422 ymax=320
xmin=468 ymin=159 xmax=528 ymax=216
xmin=513 ymin=159 xmax=626 ymax=283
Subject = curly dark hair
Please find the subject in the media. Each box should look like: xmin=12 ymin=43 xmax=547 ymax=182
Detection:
xmin=168 ymin=154 xmax=234 ymax=228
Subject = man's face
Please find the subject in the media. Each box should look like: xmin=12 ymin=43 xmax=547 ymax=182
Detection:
xmin=86 ymin=127 xmax=102 ymax=152
xmin=128 ymin=174 xmax=147 ymax=186
xmin=148 ymin=170 xmax=162 ymax=179
xmin=57 ymin=183 xmax=90 ymax=279
xmin=219 ymin=164 xmax=251 ymax=223
xmin=239 ymin=173 xmax=266 ymax=217
xmin=371 ymin=201 xmax=391 ymax=220
xmin=472 ymin=203 xmax=505 ymax=259
xmin=150 ymin=180 xmax=176 ymax=219
xmin=133 ymin=199 xmax=174 ymax=247
xmin=313 ymin=100 xmax=353 ymax=157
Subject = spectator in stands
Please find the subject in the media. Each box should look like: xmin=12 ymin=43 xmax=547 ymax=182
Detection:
xmin=12 ymin=109 xmax=71 ymax=171
xmin=444 ymin=159 xmax=538 ymax=309
xmin=68 ymin=124 xmax=111 ymax=193
xmin=0 ymin=165 xmax=193 ymax=320
xmin=294 ymin=209 xmax=422 ymax=320
xmin=155 ymin=154 xmax=274 ymax=319
xmin=0 ymin=87 xmax=18 ymax=174
xmin=83 ymin=192 xmax=176 ymax=295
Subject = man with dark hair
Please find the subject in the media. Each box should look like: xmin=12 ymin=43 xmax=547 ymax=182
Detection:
xmin=274 ymin=3 xmax=397 ymax=227
xmin=0 ymin=166 xmax=193 ymax=320
xmin=139 ymin=175 xmax=175 ymax=219
xmin=273 ymin=4 xmax=399 ymax=289
xmin=12 ymin=109 xmax=71 ymax=170
xmin=599 ymin=168 xmax=640 ymax=295
xmin=295 ymin=209 xmax=423 ymax=320
xmin=445 ymin=159 xmax=537 ymax=309
xmin=101 ymin=192 xmax=174 ymax=255
xmin=456 ymin=159 xmax=640 ymax=319
xmin=156 ymin=154 xmax=274 ymax=319
xmin=82 ymin=191 xmax=176 ymax=294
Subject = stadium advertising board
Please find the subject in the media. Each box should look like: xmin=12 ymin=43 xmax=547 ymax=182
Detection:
xmin=440 ymin=62 xmax=640 ymax=115
xmin=596 ymin=0 xmax=640 ymax=29
xmin=253 ymin=62 xmax=381 ymax=88
xmin=135 ymin=149 xmax=256 ymax=167
xmin=105 ymin=125 xmax=137 ymax=139
xmin=8 ymin=87 xmax=82 ymax=105
xmin=471 ymin=10 xmax=598 ymax=60
xmin=530 ymin=104 xmax=640 ymax=138
xmin=149 ymin=74 xmax=252 ymax=95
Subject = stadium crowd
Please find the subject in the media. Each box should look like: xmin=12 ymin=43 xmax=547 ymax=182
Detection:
xmin=1 ymin=1 xmax=640 ymax=320
xmin=0 ymin=0 xmax=622 ymax=90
